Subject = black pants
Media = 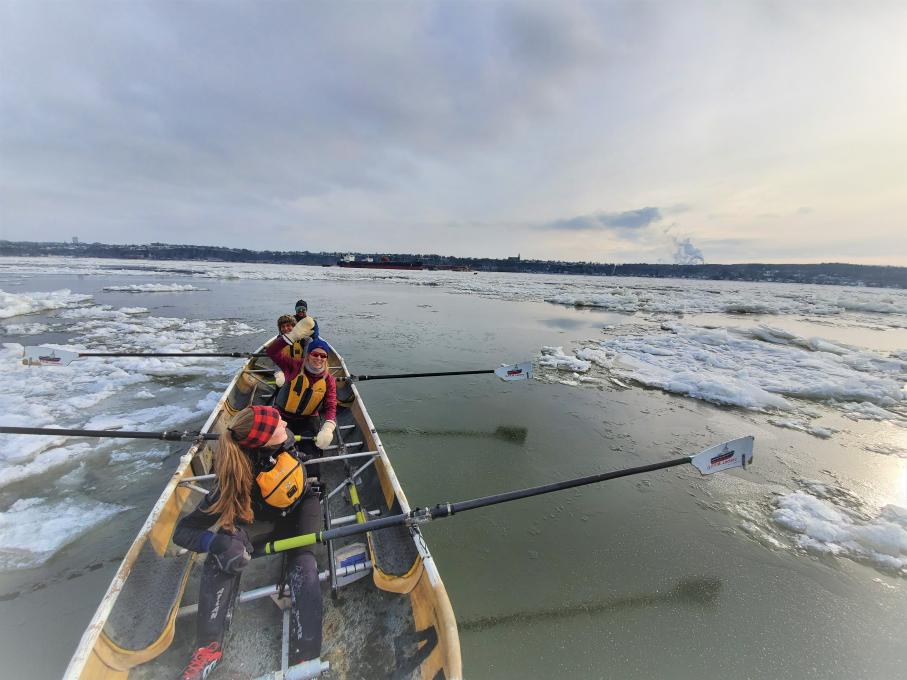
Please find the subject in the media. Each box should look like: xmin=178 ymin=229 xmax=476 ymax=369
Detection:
xmin=196 ymin=494 xmax=323 ymax=663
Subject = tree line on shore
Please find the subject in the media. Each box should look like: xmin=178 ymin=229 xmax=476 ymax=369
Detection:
xmin=1 ymin=240 xmax=905 ymax=289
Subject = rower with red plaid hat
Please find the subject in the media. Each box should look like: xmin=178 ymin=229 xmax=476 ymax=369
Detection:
xmin=172 ymin=405 xmax=322 ymax=680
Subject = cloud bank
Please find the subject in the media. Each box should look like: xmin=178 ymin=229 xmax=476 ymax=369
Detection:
xmin=0 ymin=1 xmax=904 ymax=264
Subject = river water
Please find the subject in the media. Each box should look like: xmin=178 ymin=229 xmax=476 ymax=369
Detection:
xmin=1 ymin=258 xmax=905 ymax=679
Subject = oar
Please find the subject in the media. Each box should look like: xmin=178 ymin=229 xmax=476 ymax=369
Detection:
xmin=0 ymin=426 xmax=308 ymax=443
xmin=0 ymin=426 xmax=219 ymax=441
xmin=254 ymin=436 xmax=754 ymax=556
xmin=21 ymin=346 xmax=532 ymax=384
xmin=347 ymin=361 xmax=533 ymax=383
xmin=21 ymin=346 xmax=265 ymax=367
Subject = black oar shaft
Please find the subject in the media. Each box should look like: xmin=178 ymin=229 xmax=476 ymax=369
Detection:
xmin=447 ymin=456 xmax=690 ymax=514
xmin=255 ymin=455 xmax=692 ymax=556
xmin=354 ymin=369 xmax=493 ymax=381
xmin=0 ymin=426 xmax=218 ymax=441
xmin=76 ymin=352 xmax=265 ymax=358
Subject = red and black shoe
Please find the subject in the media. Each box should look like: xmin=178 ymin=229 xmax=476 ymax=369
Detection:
xmin=180 ymin=642 xmax=222 ymax=680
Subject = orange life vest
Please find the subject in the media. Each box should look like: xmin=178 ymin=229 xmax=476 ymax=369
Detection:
xmin=256 ymin=450 xmax=305 ymax=510
xmin=275 ymin=371 xmax=327 ymax=416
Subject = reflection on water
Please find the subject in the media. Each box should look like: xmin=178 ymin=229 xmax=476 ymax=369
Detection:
xmin=382 ymin=425 xmax=529 ymax=444
xmin=540 ymin=318 xmax=595 ymax=331
xmin=459 ymin=577 xmax=722 ymax=632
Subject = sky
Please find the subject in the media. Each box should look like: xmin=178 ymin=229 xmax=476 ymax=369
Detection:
xmin=1 ymin=1 xmax=905 ymax=265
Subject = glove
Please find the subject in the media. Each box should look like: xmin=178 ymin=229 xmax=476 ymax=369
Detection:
xmin=208 ymin=528 xmax=252 ymax=574
xmin=274 ymin=370 xmax=285 ymax=387
xmin=285 ymin=317 xmax=315 ymax=343
xmin=314 ymin=420 xmax=336 ymax=449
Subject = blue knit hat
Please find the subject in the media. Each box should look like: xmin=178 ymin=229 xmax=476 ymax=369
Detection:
xmin=306 ymin=338 xmax=330 ymax=357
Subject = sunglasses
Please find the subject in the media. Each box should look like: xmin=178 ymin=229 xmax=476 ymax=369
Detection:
xmin=308 ymin=352 xmax=328 ymax=359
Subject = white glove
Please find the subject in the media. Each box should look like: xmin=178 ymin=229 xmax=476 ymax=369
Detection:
xmin=273 ymin=371 xmax=285 ymax=387
xmin=285 ymin=317 xmax=315 ymax=343
xmin=314 ymin=421 xmax=336 ymax=449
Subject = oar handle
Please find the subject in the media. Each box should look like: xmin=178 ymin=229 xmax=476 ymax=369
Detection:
xmin=352 ymin=369 xmax=494 ymax=381
xmin=0 ymin=426 xmax=219 ymax=441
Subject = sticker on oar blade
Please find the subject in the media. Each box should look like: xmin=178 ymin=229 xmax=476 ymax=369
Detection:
xmin=689 ymin=436 xmax=754 ymax=475
xmin=494 ymin=362 xmax=533 ymax=382
xmin=22 ymin=346 xmax=79 ymax=367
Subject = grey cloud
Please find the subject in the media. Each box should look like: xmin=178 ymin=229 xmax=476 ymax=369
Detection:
xmin=545 ymin=207 xmax=663 ymax=233
xmin=1 ymin=2 xmax=616 ymax=244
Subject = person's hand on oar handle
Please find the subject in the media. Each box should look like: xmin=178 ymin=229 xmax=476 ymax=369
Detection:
xmin=284 ymin=316 xmax=315 ymax=343
xmin=314 ymin=420 xmax=336 ymax=449
xmin=207 ymin=528 xmax=253 ymax=574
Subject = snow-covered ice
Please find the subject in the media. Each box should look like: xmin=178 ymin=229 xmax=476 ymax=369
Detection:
xmin=537 ymin=322 xmax=907 ymax=426
xmin=772 ymin=491 xmax=907 ymax=575
xmin=0 ymin=288 xmax=93 ymax=318
xmin=0 ymin=496 xmax=127 ymax=571
xmin=538 ymin=346 xmax=591 ymax=372
xmin=102 ymin=283 xmax=208 ymax=293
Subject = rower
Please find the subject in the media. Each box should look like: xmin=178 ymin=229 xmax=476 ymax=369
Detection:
xmin=172 ymin=406 xmax=322 ymax=680
xmin=288 ymin=300 xmax=320 ymax=359
xmin=266 ymin=336 xmax=338 ymax=477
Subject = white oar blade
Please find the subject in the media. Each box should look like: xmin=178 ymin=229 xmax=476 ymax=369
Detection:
xmin=22 ymin=346 xmax=80 ymax=367
xmin=690 ymin=436 xmax=754 ymax=475
xmin=494 ymin=361 xmax=533 ymax=382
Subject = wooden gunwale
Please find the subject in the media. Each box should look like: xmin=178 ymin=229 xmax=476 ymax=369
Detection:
xmin=62 ymin=348 xmax=251 ymax=679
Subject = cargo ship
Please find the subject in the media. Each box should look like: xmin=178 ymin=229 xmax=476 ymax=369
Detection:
xmin=337 ymin=254 xmax=423 ymax=270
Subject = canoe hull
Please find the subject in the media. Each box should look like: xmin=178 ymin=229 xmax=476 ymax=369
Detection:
xmin=65 ymin=341 xmax=461 ymax=679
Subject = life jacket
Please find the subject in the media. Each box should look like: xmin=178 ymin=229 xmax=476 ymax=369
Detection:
xmin=280 ymin=341 xmax=305 ymax=360
xmin=255 ymin=450 xmax=306 ymax=511
xmin=275 ymin=370 xmax=327 ymax=416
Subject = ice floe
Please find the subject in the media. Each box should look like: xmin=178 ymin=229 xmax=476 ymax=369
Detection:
xmin=0 ymin=496 xmax=127 ymax=571
xmin=1 ymin=322 xmax=51 ymax=335
xmin=0 ymin=288 xmax=93 ymax=318
xmin=538 ymin=346 xmax=591 ymax=372
xmin=538 ymin=322 xmax=907 ymax=424
xmin=0 ymin=288 xmax=260 ymax=569
xmin=0 ymin=296 xmax=258 ymax=493
xmin=102 ymin=283 xmax=208 ymax=293
xmin=767 ymin=418 xmax=835 ymax=439
xmin=733 ymin=481 xmax=907 ymax=577
xmin=771 ymin=490 xmax=907 ymax=575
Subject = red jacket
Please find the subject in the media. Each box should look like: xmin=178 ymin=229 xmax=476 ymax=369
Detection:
xmin=266 ymin=337 xmax=337 ymax=422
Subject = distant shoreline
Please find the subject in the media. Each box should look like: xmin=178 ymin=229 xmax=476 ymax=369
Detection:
xmin=1 ymin=240 xmax=905 ymax=289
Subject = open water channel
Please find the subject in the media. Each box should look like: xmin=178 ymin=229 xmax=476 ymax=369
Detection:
xmin=0 ymin=258 xmax=905 ymax=678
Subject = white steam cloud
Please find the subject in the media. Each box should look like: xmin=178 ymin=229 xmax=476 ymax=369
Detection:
xmin=673 ymin=237 xmax=705 ymax=265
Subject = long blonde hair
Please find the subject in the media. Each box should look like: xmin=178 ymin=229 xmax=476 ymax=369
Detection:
xmin=207 ymin=408 xmax=256 ymax=530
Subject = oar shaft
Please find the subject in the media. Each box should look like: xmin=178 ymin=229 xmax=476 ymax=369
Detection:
xmin=448 ymin=457 xmax=690 ymax=514
xmin=76 ymin=352 xmax=265 ymax=358
xmin=0 ymin=426 xmax=218 ymax=441
xmin=354 ymin=369 xmax=493 ymax=381
xmin=254 ymin=455 xmax=693 ymax=557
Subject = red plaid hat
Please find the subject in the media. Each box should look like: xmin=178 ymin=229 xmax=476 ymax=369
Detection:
xmin=230 ymin=405 xmax=281 ymax=448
